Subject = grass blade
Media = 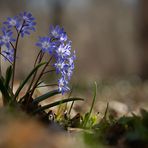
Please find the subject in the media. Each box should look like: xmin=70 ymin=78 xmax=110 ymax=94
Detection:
xmin=0 ymin=77 xmax=11 ymax=105
xmin=5 ymin=66 xmax=12 ymax=89
xmin=82 ymin=82 xmax=97 ymax=128
xmin=32 ymin=97 xmax=84 ymax=114
xmin=32 ymin=89 xmax=60 ymax=104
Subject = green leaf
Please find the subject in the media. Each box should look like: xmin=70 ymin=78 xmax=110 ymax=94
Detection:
xmin=32 ymin=89 xmax=60 ymax=104
xmin=0 ymin=77 xmax=11 ymax=105
xmin=32 ymin=97 xmax=84 ymax=114
xmin=5 ymin=66 xmax=12 ymax=89
xmin=13 ymin=62 xmax=46 ymax=100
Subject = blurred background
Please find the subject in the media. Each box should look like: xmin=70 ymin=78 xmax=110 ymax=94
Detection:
xmin=1 ymin=0 xmax=148 ymax=112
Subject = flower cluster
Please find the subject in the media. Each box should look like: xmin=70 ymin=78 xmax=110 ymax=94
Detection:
xmin=0 ymin=12 xmax=75 ymax=95
xmin=0 ymin=12 xmax=36 ymax=62
xmin=36 ymin=25 xmax=76 ymax=94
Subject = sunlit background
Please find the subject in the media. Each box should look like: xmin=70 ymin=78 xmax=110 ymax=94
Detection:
xmin=1 ymin=0 xmax=148 ymax=112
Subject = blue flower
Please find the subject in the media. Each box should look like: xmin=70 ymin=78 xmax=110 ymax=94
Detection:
xmin=62 ymin=52 xmax=76 ymax=79
xmin=55 ymin=42 xmax=71 ymax=60
xmin=2 ymin=12 xmax=36 ymax=38
xmin=64 ymin=59 xmax=75 ymax=79
xmin=0 ymin=27 xmax=15 ymax=47
xmin=68 ymin=51 xmax=76 ymax=69
xmin=49 ymin=25 xmax=67 ymax=42
xmin=2 ymin=48 xmax=14 ymax=62
xmin=17 ymin=12 xmax=36 ymax=37
xmin=54 ymin=59 xmax=66 ymax=74
xmin=3 ymin=16 xmax=19 ymax=28
xmin=54 ymin=47 xmax=75 ymax=93
xmin=19 ymin=23 xmax=36 ymax=37
xmin=20 ymin=12 xmax=35 ymax=22
xmin=58 ymin=77 xmax=70 ymax=94
xmin=37 ymin=25 xmax=75 ymax=94
xmin=36 ymin=36 xmax=57 ymax=53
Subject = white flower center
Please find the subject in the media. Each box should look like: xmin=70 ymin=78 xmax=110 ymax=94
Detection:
xmin=52 ymin=30 xmax=59 ymax=38
xmin=57 ymin=47 xmax=64 ymax=56
xmin=23 ymin=16 xmax=28 ymax=21
xmin=57 ymin=63 xmax=62 ymax=69
xmin=59 ymin=79 xmax=64 ymax=89
xmin=42 ymin=42 xmax=50 ymax=49
xmin=2 ymin=36 xmax=10 ymax=43
xmin=10 ymin=19 xmax=16 ymax=26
